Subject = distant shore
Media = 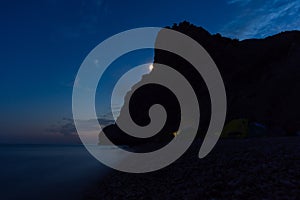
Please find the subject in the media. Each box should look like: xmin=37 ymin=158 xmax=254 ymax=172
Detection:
xmin=84 ymin=137 xmax=300 ymax=200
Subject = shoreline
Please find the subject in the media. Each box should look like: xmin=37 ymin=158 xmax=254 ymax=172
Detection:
xmin=84 ymin=137 xmax=300 ymax=199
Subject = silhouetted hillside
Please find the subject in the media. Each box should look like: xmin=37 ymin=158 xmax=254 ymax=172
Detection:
xmin=100 ymin=21 xmax=300 ymax=145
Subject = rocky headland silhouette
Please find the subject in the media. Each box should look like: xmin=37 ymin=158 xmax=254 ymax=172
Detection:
xmin=100 ymin=21 xmax=300 ymax=146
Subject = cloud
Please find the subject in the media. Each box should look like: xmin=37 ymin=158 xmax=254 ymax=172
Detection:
xmin=46 ymin=117 xmax=114 ymax=136
xmin=223 ymin=0 xmax=300 ymax=39
xmin=46 ymin=118 xmax=76 ymax=136
xmin=227 ymin=0 xmax=252 ymax=6
xmin=59 ymin=122 xmax=77 ymax=136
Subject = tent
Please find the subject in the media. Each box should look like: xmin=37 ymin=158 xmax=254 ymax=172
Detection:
xmin=221 ymin=119 xmax=267 ymax=138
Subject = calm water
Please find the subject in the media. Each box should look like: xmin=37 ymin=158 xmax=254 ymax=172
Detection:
xmin=0 ymin=144 xmax=110 ymax=200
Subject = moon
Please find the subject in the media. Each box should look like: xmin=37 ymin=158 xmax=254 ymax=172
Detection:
xmin=149 ymin=64 xmax=154 ymax=71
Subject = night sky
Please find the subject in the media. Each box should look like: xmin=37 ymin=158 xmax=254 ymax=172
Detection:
xmin=1 ymin=0 xmax=299 ymax=143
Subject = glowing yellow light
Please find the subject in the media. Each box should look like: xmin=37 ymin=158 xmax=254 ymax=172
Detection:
xmin=173 ymin=131 xmax=178 ymax=137
xmin=149 ymin=64 xmax=154 ymax=71
xmin=173 ymin=130 xmax=180 ymax=137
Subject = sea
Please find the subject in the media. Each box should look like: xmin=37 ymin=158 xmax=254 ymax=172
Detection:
xmin=0 ymin=144 xmax=111 ymax=200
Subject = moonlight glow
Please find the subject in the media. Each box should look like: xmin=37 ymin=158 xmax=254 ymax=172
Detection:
xmin=149 ymin=64 xmax=154 ymax=71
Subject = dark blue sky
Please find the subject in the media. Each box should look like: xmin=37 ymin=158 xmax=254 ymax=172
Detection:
xmin=0 ymin=0 xmax=299 ymax=143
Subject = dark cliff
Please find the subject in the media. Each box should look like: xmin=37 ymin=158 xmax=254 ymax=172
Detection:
xmin=100 ymin=21 xmax=300 ymax=145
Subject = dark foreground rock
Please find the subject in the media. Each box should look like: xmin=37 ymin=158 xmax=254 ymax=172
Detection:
xmin=84 ymin=137 xmax=300 ymax=200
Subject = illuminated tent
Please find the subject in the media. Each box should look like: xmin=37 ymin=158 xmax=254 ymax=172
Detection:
xmin=221 ymin=119 xmax=267 ymax=138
